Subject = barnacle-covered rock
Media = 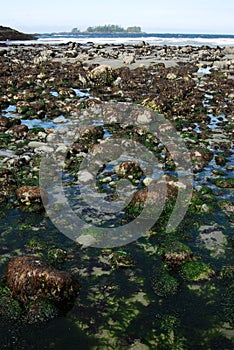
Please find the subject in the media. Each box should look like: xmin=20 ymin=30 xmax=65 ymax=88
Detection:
xmin=161 ymin=242 xmax=193 ymax=267
xmin=191 ymin=148 xmax=213 ymax=173
xmin=6 ymin=256 xmax=80 ymax=303
xmin=8 ymin=124 xmax=28 ymax=138
xmin=15 ymin=185 xmax=47 ymax=205
xmin=114 ymin=160 xmax=143 ymax=180
xmin=102 ymin=250 xmax=135 ymax=269
xmin=0 ymin=115 xmax=10 ymax=132
xmin=89 ymin=64 xmax=116 ymax=86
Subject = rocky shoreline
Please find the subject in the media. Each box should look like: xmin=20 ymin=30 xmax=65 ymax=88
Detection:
xmin=0 ymin=42 xmax=233 ymax=348
xmin=0 ymin=26 xmax=35 ymax=41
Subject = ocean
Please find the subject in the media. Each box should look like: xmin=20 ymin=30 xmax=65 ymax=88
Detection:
xmin=8 ymin=32 xmax=234 ymax=46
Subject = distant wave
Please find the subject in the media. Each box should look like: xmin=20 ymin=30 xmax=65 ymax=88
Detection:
xmin=7 ymin=32 xmax=234 ymax=46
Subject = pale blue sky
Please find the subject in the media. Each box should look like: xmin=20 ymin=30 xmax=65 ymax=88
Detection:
xmin=1 ymin=0 xmax=233 ymax=34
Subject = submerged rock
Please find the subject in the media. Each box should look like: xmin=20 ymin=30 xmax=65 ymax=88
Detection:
xmin=6 ymin=256 xmax=80 ymax=303
xmin=151 ymin=267 xmax=179 ymax=297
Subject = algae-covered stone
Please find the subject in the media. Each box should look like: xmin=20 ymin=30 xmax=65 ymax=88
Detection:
xmin=161 ymin=242 xmax=193 ymax=267
xmin=151 ymin=267 xmax=179 ymax=297
xmin=107 ymin=250 xmax=135 ymax=269
xmin=222 ymin=282 xmax=234 ymax=327
xmin=0 ymin=285 xmax=22 ymax=321
xmin=214 ymin=177 xmax=234 ymax=189
xmin=47 ymin=248 xmax=67 ymax=264
xmin=26 ymin=299 xmax=59 ymax=324
xmin=181 ymin=261 xmax=214 ymax=281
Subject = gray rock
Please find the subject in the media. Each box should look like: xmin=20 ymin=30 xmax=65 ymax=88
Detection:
xmin=28 ymin=141 xmax=46 ymax=149
xmin=121 ymin=53 xmax=136 ymax=65
xmin=198 ymin=225 xmax=227 ymax=257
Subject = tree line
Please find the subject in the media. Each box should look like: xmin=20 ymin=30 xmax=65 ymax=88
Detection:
xmin=71 ymin=25 xmax=142 ymax=33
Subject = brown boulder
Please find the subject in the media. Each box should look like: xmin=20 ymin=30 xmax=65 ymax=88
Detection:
xmin=6 ymin=256 xmax=80 ymax=303
xmin=15 ymin=185 xmax=47 ymax=205
xmin=0 ymin=115 xmax=10 ymax=132
xmin=8 ymin=124 xmax=28 ymax=138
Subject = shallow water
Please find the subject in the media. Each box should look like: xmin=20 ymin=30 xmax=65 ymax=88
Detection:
xmin=0 ymin=65 xmax=233 ymax=349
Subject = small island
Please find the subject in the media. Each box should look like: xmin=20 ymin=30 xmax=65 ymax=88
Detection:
xmin=84 ymin=24 xmax=142 ymax=33
xmin=41 ymin=24 xmax=143 ymax=36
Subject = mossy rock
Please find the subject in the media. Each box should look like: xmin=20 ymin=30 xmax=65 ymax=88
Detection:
xmin=26 ymin=299 xmax=59 ymax=324
xmin=161 ymin=242 xmax=193 ymax=267
xmin=25 ymin=238 xmax=48 ymax=251
xmin=189 ymin=192 xmax=215 ymax=214
xmin=181 ymin=261 xmax=214 ymax=282
xmin=215 ymin=154 xmax=227 ymax=166
xmin=151 ymin=267 xmax=179 ymax=297
xmin=199 ymin=186 xmax=214 ymax=196
xmin=222 ymin=282 xmax=234 ymax=327
xmin=28 ymin=127 xmax=45 ymax=134
xmin=0 ymin=285 xmax=22 ymax=321
xmin=219 ymin=266 xmax=234 ymax=283
xmin=47 ymin=248 xmax=67 ymax=265
xmin=214 ymin=178 xmax=234 ymax=189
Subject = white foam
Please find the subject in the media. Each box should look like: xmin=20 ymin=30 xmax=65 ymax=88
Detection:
xmin=5 ymin=36 xmax=234 ymax=47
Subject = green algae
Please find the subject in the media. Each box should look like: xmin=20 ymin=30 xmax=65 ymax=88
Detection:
xmin=181 ymin=261 xmax=214 ymax=282
xmin=0 ymin=285 xmax=22 ymax=321
xmin=151 ymin=266 xmax=179 ymax=297
xmin=26 ymin=299 xmax=59 ymax=324
xmin=214 ymin=177 xmax=234 ymax=189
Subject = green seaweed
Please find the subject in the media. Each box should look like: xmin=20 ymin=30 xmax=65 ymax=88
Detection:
xmin=181 ymin=261 xmax=214 ymax=282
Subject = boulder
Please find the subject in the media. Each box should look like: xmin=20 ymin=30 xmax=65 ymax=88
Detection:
xmin=121 ymin=53 xmax=136 ymax=65
xmin=15 ymin=185 xmax=47 ymax=205
xmin=89 ymin=65 xmax=116 ymax=86
xmin=6 ymin=256 xmax=80 ymax=303
xmin=8 ymin=124 xmax=28 ymax=138
xmin=0 ymin=115 xmax=10 ymax=132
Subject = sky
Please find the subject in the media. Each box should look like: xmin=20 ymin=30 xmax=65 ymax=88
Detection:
xmin=0 ymin=0 xmax=233 ymax=34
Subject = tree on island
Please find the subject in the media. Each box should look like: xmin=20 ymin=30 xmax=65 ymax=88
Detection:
xmin=126 ymin=26 xmax=142 ymax=33
xmin=71 ymin=27 xmax=80 ymax=33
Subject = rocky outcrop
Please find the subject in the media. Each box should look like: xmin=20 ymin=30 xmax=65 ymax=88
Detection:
xmin=0 ymin=25 xmax=35 ymax=41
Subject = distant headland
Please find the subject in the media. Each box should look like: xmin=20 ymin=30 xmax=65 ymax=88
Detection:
xmin=0 ymin=26 xmax=36 ymax=41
